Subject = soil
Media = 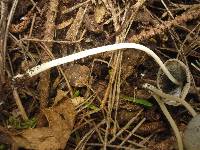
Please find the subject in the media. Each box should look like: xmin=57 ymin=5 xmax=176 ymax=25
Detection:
xmin=0 ymin=0 xmax=200 ymax=150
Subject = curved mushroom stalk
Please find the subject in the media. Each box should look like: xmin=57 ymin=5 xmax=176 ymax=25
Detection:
xmin=143 ymin=59 xmax=198 ymax=150
xmin=152 ymin=94 xmax=184 ymax=150
xmin=153 ymin=59 xmax=197 ymax=116
xmin=13 ymin=43 xmax=179 ymax=85
xmin=157 ymin=59 xmax=190 ymax=106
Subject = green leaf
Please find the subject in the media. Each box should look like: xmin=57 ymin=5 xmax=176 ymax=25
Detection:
xmin=85 ymin=102 xmax=100 ymax=111
xmin=73 ymin=90 xmax=80 ymax=97
xmin=134 ymin=98 xmax=153 ymax=107
xmin=121 ymin=95 xmax=153 ymax=107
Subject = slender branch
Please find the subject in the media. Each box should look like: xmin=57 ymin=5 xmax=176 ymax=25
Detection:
xmin=13 ymin=43 xmax=179 ymax=85
xmin=13 ymin=87 xmax=28 ymax=120
xmin=128 ymin=6 xmax=200 ymax=42
xmin=3 ymin=0 xmax=18 ymax=72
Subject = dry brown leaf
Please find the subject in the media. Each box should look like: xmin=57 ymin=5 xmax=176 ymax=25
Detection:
xmin=64 ymin=64 xmax=90 ymax=87
xmin=94 ymin=4 xmax=107 ymax=24
xmin=12 ymin=100 xmax=75 ymax=150
xmin=54 ymin=89 xmax=67 ymax=105
xmin=54 ymin=89 xmax=85 ymax=106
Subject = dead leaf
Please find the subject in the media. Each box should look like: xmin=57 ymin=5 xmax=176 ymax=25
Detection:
xmin=54 ymin=89 xmax=67 ymax=105
xmin=94 ymin=4 xmax=106 ymax=24
xmin=64 ymin=64 xmax=90 ymax=87
xmin=84 ymin=14 xmax=103 ymax=33
xmin=0 ymin=126 xmax=17 ymax=148
xmin=54 ymin=89 xmax=85 ymax=106
xmin=12 ymin=100 xmax=75 ymax=150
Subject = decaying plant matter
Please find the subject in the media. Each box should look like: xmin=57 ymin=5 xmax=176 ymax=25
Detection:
xmin=0 ymin=0 xmax=200 ymax=150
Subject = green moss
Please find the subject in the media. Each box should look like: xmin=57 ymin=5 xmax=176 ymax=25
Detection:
xmin=7 ymin=116 xmax=37 ymax=129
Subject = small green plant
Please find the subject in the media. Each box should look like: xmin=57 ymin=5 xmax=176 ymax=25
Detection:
xmin=73 ymin=90 xmax=80 ymax=98
xmin=121 ymin=95 xmax=153 ymax=107
xmin=0 ymin=144 xmax=6 ymax=150
xmin=7 ymin=116 xmax=37 ymax=129
xmin=85 ymin=102 xmax=100 ymax=111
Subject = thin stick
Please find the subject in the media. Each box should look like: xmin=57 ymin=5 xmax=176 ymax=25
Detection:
xmin=161 ymin=0 xmax=174 ymax=19
xmin=152 ymin=94 xmax=183 ymax=150
xmin=3 ymin=0 xmax=18 ymax=71
xmin=21 ymin=38 xmax=82 ymax=43
xmin=13 ymin=43 xmax=179 ymax=85
xmin=108 ymin=110 xmax=143 ymax=144
xmin=6 ymin=68 xmax=28 ymax=121
xmin=13 ymin=87 xmax=28 ymax=120
xmin=120 ymin=118 xmax=146 ymax=146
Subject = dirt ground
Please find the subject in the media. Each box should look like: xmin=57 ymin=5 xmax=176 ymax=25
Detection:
xmin=0 ymin=0 xmax=200 ymax=149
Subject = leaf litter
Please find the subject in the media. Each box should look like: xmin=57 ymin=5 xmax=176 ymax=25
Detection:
xmin=12 ymin=99 xmax=75 ymax=150
xmin=0 ymin=0 xmax=200 ymax=150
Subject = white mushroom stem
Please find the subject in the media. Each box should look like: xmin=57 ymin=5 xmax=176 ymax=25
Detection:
xmin=13 ymin=43 xmax=179 ymax=85
xmin=143 ymin=83 xmax=197 ymax=117
xmin=152 ymin=94 xmax=183 ymax=150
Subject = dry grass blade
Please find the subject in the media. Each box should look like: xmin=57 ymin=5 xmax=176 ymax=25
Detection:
xmin=86 ymin=143 xmax=138 ymax=150
xmin=109 ymin=110 xmax=143 ymax=144
xmin=123 ymin=0 xmax=146 ymax=39
xmin=0 ymin=0 xmax=13 ymax=83
xmin=0 ymin=0 xmax=9 ymax=100
xmin=75 ymin=120 xmax=106 ymax=150
xmin=61 ymin=0 xmax=91 ymax=14
xmin=12 ymin=87 xmax=28 ymax=120
xmin=120 ymin=118 xmax=146 ymax=146
xmin=161 ymin=0 xmax=174 ymax=19
xmin=65 ymin=7 xmax=87 ymax=41
xmin=6 ymin=70 xmax=28 ymax=121
xmin=21 ymin=38 xmax=82 ymax=44
xmin=3 ymin=0 xmax=18 ymax=75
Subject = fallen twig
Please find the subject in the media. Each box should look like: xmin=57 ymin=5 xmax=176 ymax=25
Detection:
xmin=38 ymin=0 xmax=59 ymax=108
xmin=128 ymin=6 xmax=200 ymax=42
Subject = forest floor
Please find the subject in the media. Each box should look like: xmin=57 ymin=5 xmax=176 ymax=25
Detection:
xmin=0 ymin=0 xmax=200 ymax=149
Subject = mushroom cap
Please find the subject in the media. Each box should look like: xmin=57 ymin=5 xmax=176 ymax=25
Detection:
xmin=157 ymin=59 xmax=190 ymax=106
xmin=183 ymin=114 xmax=200 ymax=150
